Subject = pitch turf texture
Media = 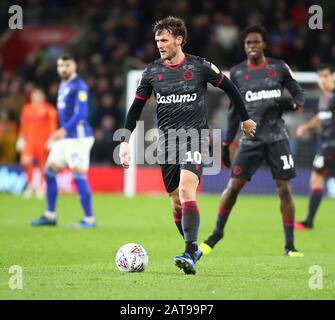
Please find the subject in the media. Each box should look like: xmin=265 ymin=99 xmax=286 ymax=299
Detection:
xmin=0 ymin=193 xmax=334 ymax=300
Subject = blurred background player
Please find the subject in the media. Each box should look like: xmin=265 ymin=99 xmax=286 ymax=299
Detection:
xmin=30 ymin=54 xmax=96 ymax=228
xmin=119 ymin=16 xmax=256 ymax=274
xmin=200 ymin=25 xmax=305 ymax=257
xmin=17 ymin=88 xmax=57 ymax=198
xmin=295 ymin=64 xmax=335 ymax=230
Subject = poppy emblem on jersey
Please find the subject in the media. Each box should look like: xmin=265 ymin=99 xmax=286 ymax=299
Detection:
xmin=243 ymin=74 xmax=250 ymax=80
xmin=233 ymin=165 xmax=242 ymax=175
xmin=195 ymin=164 xmax=201 ymax=171
xmin=183 ymin=70 xmax=193 ymax=81
xmin=267 ymin=69 xmax=277 ymax=78
xmin=157 ymin=74 xmax=163 ymax=81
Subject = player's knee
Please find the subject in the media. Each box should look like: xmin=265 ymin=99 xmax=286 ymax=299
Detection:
xmin=179 ymin=186 xmax=195 ymax=202
xmin=227 ymin=179 xmax=244 ymax=197
xmin=44 ymin=166 xmax=58 ymax=178
xmin=73 ymin=172 xmax=87 ymax=180
xmin=276 ymin=182 xmax=292 ymax=200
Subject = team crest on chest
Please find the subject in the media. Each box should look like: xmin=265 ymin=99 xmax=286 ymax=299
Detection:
xmin=183 ymin=70 xmax=193 ymax=81
xmin=267 ymin=69 xmax=277 ymax=78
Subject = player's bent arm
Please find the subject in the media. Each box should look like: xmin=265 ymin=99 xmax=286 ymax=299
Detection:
xmin=218 ymin=76 xmax=256 ymax=137
xmin=218 ymin=76 xmax=250 ymax=121
xmin=62 ymin=89 xmax=88 ymax=133
xmin=282 ymin=62 xmax=306 ymax=109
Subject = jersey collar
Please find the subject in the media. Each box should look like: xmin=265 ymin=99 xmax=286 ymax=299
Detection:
xmin=246 ymin=58 xmax=268 ymax=70
xmin=163 ymin=56 xmax=187 ymax=70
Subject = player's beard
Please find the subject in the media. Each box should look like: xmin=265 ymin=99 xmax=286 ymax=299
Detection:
xmin=59 ymin=72 xmax=71 ymax=81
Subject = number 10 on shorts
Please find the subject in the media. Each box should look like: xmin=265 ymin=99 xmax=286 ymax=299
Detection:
xmin=185 ymin=151 xmax=202 ymax=164
xmin=280 ymin=154 xmax=294 ymax=170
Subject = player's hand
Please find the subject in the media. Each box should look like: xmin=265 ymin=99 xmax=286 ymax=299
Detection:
xmin=119 ymin=142 xmax=131 ymax=169
xmin=241 ymin=119 xmax=257 ymax=137
xmin=16 ymin=136 xmax=25 ymax=152
xmin=50 ymin=128 xmax=67 ymax=140
xmin=46 ymin=139 xmax=55 ymax=151
xmin=296 ymin=124 xmax=309 ymax=138
xmin=221 ymin=143 xmax=231 ymax=168
xmin=274 ymin=97 xmax=299 ymax=111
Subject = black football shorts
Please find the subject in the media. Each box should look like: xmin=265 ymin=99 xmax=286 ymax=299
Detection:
xmin=230 ymin=139 xmax=296 ymax=181
xmin=312 ymin=147 xmax=335 ymax=177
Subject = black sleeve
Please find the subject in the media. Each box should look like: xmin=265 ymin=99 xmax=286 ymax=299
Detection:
xmin=136 ymin=66 xmax=153 ymax=99
xmin=281 ymin=61 xmax=306 ymax=108
xmin=224 ymin=101 xmax=241 ymax=145
xmin=121 ymin=98 xmax=146 ymax=142
xmin=218 ymin=76 xmax=250 ymax=121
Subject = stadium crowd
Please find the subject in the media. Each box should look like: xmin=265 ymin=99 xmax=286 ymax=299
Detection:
xmin=0 ymin=0 xmax=334 ymax=164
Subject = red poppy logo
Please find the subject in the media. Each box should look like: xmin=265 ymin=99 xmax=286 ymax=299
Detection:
xmin=243 ymin=74 xmax=250 ymax=80
xmin=183 ymin=70 xmax=193 ymax=80
xmin=157 ymin=74 xmax=163 ymax=81
xmin=267 ymin=69 xmax=277 ymax=78
xmin=233 ymin=165 xmax=242 ymax=175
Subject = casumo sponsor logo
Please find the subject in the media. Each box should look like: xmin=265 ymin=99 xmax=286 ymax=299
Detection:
xmin=156 ymin=92 xmax=197 ymax=104
xmin=245 ymin=89 xmax=281 ymax=102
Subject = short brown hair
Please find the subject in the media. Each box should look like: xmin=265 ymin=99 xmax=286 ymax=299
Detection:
xmin=153 ymin=16 xmax=187 ymax=46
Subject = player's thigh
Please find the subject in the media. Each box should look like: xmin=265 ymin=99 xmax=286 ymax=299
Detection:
xmin=179 ymin=168 xmax=199 ymax=199
xmin=265 ymin=140 xmax=296 ymax=180
xmin=169 ymin=187 xmax=181 ymax=211
xmin=313 ymin=147 xmax=335 ymax=178
xmin=310 ymin=170 xmax=326 ymax=189
xmin=230 ymin=144 xmax=264 ymax=180
xmin=65 ymin=137 xmax=94 ymax=172
xmin=160 ymin=164 xmax=180 ymax=193
xmin=20 ymin=145 xmax=34 ymax=165
xmin=46 ymin=139 xmax=67 ymax=169
xmin=35 ymin=146 xmax=49 ymax=167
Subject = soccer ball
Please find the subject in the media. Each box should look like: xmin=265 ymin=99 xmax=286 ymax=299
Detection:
xmin=115 ymin=243 xmax=148 ymax=272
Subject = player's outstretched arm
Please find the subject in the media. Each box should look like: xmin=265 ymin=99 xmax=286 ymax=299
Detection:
xmin=296 ymin=114 xmax=320 ymax=138
xmin=218 ymin=76 xmax=257 ymax=137
xmin=119 ymin=97 xmax=147 ymax=169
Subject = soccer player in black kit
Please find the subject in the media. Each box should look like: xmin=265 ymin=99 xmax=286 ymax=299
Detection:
xmin=119 ymin=17 xmax=257 ymax=274
xmin=295 ymin=64 xmax=335 ymax=231
xmin=200 ymin=25 xmax=305 ymax=257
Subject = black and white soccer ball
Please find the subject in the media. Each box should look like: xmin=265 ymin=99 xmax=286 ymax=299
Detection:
xmin=115 ymin=243 xmax=149 ymax=272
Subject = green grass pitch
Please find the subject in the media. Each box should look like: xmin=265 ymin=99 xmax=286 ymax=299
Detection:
xmin=0 ymin=193 xmax=334 ymax=300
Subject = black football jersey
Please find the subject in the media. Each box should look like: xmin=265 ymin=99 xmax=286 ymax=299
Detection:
xmin=318 ymin=91 xmax=335 ymax=149
xmin=135 ymin=54 xmax=224 ymax=133
xmin=229 ymin=57 xmax=305 ymax=145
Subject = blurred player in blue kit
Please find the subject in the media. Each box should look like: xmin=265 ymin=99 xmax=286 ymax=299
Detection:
xmin=30 ymin=55 xmax=96 ymax=228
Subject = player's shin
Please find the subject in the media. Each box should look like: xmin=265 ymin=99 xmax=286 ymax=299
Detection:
xmin=173 ymin=210 xmax=184 ymax=238
xmin=181 ymin=201 xmax=200 ymax=259
xmin=45 ymin=167 xmax=58 ymax=217
xmin=282 ymin=214 xmax=295 ymax=250
xmin=305 ymin=188 xmax=324 ymax=227
xmin=205 ymin=207 xmax=231 ymax=248
xmin=73 ymin=173 xmax=95 ymax=222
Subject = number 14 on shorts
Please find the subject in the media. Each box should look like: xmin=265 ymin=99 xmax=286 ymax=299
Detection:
xmin=280 ymin=154 xmax=294 ymax=170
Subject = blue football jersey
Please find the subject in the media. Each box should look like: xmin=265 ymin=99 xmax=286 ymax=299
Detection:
xmin=57 ymin=75 xmax=93 ymax=138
